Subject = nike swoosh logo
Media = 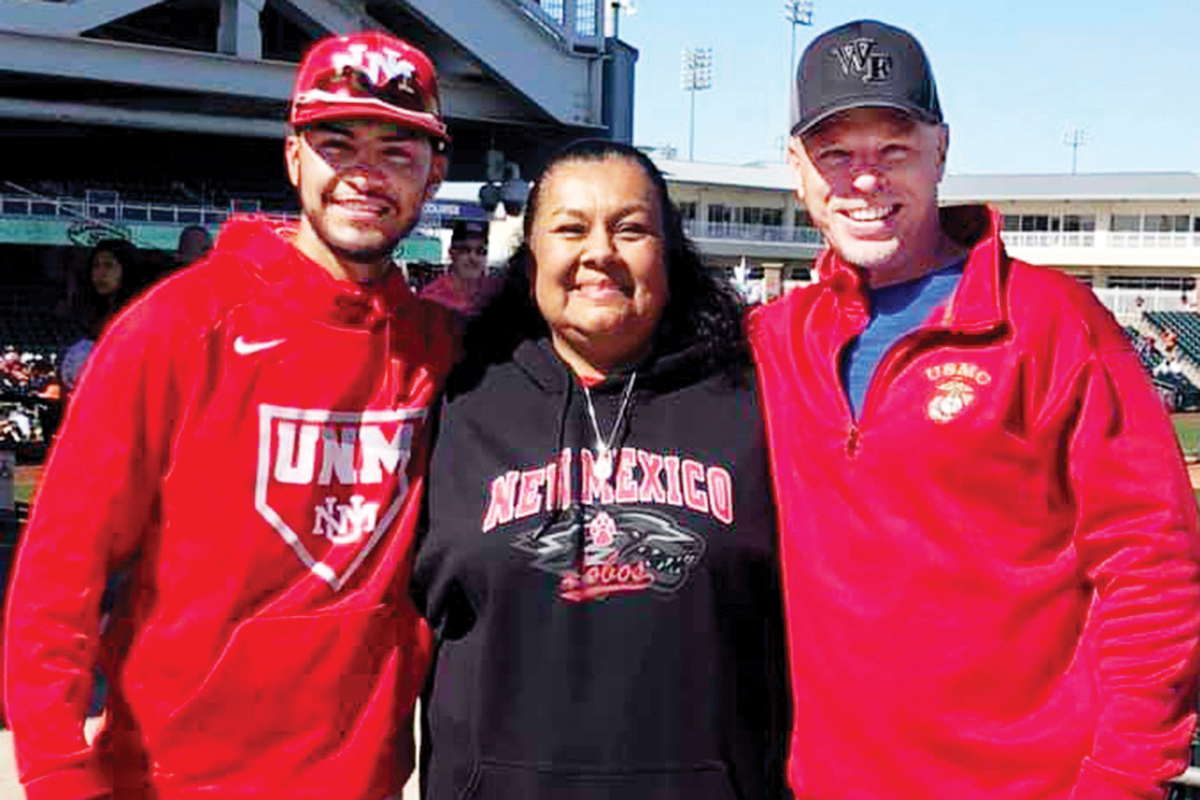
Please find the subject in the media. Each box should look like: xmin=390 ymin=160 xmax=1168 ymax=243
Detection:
xmin=233 ymin=336 xmax=286 ymax=356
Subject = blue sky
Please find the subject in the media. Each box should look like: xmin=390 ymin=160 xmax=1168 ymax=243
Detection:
xmin=616 ymin=0 xmax=1200 ymax=175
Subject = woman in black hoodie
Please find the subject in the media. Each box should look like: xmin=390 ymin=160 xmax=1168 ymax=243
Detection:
xmin=412 ymin=140 xmax=791 ymax=800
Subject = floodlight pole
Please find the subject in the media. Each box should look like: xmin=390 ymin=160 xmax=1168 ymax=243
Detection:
xmin=1064 ymin=128 xmax=1089 ymax=175
xmin=784 ymin=0 xmax=815 ymax=78
xmin=681 ymin=47 xmax=713 ymax=161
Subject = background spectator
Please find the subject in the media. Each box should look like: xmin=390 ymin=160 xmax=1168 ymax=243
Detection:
xmin=419 ymin=220 xmax=500 ymax=316
xmin=59 ymin=239 xmax=141 ymax=393
xmin=176 ymin=224 xmax=212 ymax=269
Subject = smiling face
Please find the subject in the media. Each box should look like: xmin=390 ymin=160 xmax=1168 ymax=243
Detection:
xmin=285 ymin=119 xmax=446 ymax=280
xmin=529 ymin=156 xmax=669 ymax=379
xmin=789 ymin=107 xmax=950 ymax=286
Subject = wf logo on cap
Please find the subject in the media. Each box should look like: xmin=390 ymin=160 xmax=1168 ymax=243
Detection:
xmin=832 ymin=38 xmax=893 ymax=83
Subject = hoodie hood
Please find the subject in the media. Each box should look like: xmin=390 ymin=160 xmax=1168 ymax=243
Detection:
xmin=212 ymin=216 xmax=418 ymax=331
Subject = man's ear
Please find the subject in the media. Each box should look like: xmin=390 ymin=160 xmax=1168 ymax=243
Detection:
xmin=284 ymin=134 xmax=302 ymax=189
xmin=424 ymin=153 xmax=449 ymax=201
xmin=936 ymin=124 xmax=950 ymax=182
xmin=786 ymin=135 xmax=807 ymax=202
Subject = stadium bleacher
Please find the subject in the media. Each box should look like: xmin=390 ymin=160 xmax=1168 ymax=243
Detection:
xmin=1126 ymin=326 xmax=1164 ymax=372
xmin=1147 ymin=311 xmax=1200 ymax=364
xmin=1124 ymin=321 xmax=1200 ymax=411
xmin=0 ymin=287 xmax=78 ymax=359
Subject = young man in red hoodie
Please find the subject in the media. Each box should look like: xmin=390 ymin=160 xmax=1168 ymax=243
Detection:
xmin=5 ymin=31 xmax=456 ymax=800
xmin=750 ymin=19 xmax=1200 ymax=800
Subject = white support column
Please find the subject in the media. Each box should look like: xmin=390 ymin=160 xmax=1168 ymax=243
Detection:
xmin=563 ymin=0 xmax=578 ymax=52
xmin=218 ymin=0 xmax=265 ymax=59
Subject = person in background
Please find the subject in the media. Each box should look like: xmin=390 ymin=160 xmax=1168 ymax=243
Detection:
xmin=5 ymin=30 xmax=455 ymax=800
xmin=59 ymin=238 xmax=141 ymax=393
xmin=750 ymin=19 xmax=1200 ymax=800
xmin=412 ymin=139 xmax=790 ymax=800
xmin=0 ymin=347 xmax=29 ymax=391
xmin=419 ymin=219 xmax=500 ymax=316
xmin=175 ymin=224 xmax=213 ymax=269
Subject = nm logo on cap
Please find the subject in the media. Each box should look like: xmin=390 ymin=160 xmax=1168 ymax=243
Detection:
xmin=832 ymin=38 xmax=893 ymax=83
xmin=332 ymin=43 xmax=416 ymax=88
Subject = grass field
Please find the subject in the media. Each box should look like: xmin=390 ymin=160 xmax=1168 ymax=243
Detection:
xmin=13 ymin=465 xmax=39 ymax=507
xmin=1172 ymin=414 xmax=1200 ymax=508
xmin=1175 ymin=413 xmax=1200 ymax=460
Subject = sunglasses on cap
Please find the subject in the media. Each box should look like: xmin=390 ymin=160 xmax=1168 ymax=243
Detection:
xmin=295 ymin=65 xmax=439 ymax=116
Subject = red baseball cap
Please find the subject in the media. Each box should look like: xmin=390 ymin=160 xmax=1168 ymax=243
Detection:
xmin=290 ymin=32 xmax=450 ymax=149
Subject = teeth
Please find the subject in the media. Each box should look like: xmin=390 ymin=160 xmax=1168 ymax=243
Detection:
xmin=847 ymin=206 xmax=893 ymax=221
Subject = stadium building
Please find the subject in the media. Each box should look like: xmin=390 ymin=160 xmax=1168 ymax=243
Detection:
xmin=650 ymin=159 xmax=1200 ymax=313
xmin=0 ymin=0 xmax=636 ymax=351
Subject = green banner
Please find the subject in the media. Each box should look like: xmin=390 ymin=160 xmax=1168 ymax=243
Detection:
xmin=0 ymin=218 xmax=200 ymax=250
xmin=0 ymin=217 xmax=442 ymax=260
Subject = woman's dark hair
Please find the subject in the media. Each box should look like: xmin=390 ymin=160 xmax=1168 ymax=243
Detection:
xmin=465 ymin=138 xmax=748 ymax=374
xmin=83 ymin=238 xmax=140 ymax=336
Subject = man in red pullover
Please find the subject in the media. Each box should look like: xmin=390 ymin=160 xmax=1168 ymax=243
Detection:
xmin=751 ymin=19 xmax=1200 ymax=800
xmin=5 ymin=31 xmax=457 ymax=800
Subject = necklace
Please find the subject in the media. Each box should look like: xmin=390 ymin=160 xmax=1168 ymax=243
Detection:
xmin=581 ymin=371 xmax=637 ymax=482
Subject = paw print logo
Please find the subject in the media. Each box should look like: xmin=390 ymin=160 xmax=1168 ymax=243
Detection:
xmin=588 ymin=511 xmax=617 ymax=548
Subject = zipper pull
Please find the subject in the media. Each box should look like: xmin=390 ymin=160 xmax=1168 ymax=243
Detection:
xmin=846 ymin=423 xmax=861 ymax=457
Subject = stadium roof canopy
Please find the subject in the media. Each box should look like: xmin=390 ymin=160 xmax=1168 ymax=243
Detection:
xmin=941 ymin=173 xmax=1200 ymax=202
xmin=0 ymin=0 xmax=634 ymax=186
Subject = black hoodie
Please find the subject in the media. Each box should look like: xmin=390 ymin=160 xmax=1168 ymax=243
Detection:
xmin=412 ymin=337 xmax=790 ymax=800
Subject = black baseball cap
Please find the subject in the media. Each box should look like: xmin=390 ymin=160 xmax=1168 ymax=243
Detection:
xmin=790 ymin=19 xmax=942 ymax=137
xmin=450 ymin=219 xmax=488 ymax=244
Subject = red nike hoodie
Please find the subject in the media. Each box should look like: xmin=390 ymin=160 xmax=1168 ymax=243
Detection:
xmin=4 ymin=217 xmax=457 ymax=800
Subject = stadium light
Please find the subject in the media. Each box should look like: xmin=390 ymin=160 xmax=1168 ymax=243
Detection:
xmin=784 ymin=0 xmax=815 ymax=80
xmin=1063 ymin=128 xmax=1089 ymax=175
xmin=607 ymin=0 xmax=636 ymax=39
xmin=680 ymin=47 xmax=713 ymax=161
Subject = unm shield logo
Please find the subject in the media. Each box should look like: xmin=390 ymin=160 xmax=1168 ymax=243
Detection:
xmin=256 ymin=404 xmax=426 ymax=590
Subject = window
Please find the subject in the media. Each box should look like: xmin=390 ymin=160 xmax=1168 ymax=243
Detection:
xmin=1001 ymin=215 xmax=1020 ymax=232
xmin=1062 ymin=215 xmax=1096 ymax=232
xmin=740 ymin=207 xmax=763 ymax=225
xmin=1194 ymin=217 xmax=1200 ymax=233
xmin=708 ymin=204 xmax=732 ymax=224
xmin=677 ymin=201 xmax=697 ymax=221
xmin=793 ymin=209 xmax=813 ymax=228
xmin=1143 ymin=214 xmax=1189 ymax=233
xmin=1111 ymin=214 xmax=1141 ymax=232
xmin=738 ymin=207 xmax=784 ymax=226
xmin=1019 ymin=215 xmax=1049 ymax=232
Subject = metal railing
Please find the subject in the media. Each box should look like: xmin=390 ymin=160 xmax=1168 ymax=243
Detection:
xmin=1109 ymin=232 xmax=1200 ymax=249
xmin=0 ymin=192 xmax=246 ymax=227
xmin=1001 ymin=230 xmax=1200 ymax=250
xmin=683 ymin=219 xmax=823 ymax=245
xmin=511 ymin=0 xmax=605 ymax=51
xmin=1094 ymin=287 xmax=1195 ymax=320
